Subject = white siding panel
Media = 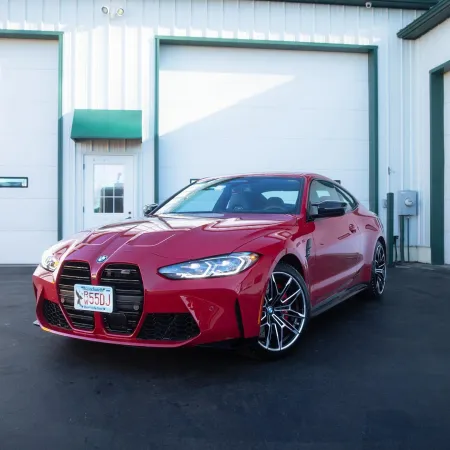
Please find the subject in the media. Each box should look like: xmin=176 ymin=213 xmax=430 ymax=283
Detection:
xmin=0 ymin=38 xmax=58 ymax=264
xmin=0 ymin=0 xmax=421 ymax=247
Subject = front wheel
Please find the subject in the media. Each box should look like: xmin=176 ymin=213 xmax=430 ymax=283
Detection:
xmin=249 ymin=262 xmax=311 ymax=360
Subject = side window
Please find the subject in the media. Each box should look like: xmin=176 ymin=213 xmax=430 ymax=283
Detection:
xmin=335 ymin=186 xmax=358 ymax=212
xmin=308 ymin=179 xmax=351 ymax=217
xmin=308 ymin=180 xmax=341 ymax=205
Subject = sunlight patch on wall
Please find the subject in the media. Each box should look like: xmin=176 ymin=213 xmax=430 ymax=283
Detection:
xmin=159 ymin=71 xmax=295 ymax=136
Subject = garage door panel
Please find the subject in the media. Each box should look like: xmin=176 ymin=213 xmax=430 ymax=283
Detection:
xmin=0 ymin=68 xmax=58 ymax=102
xmin=161 ymin=68 xmax=369 ymax=111
xmin=161 ymin=106 xmax=368 ymax=141
xmin=0 ymin=133 xmax=57 ymax=167
xmin=0 ymin=39 xmax=58 ymax=70
xmin=0 ymin=166 xmax=57 ymax=199
xmin=444 ymin=101 xmax=450 ymax=126
xmin=0 ymin=199 xmax=57 ymax=232
xmin=161 ymin=46 xmax=368 ymax=81
xmin=0 ymin=38 xmax=58 ymax=264
xmin=0 ymin=231 xmax=57 ymax=265
xmin=0 ymin=101 xmax=58 ymax=135
xmin=160 ymin=136 xmax=369 ymax=172
xmin=162 ymin=80 xmax=369 ymax=116
xmin=159 ymin=45 xmax=369 ymax=206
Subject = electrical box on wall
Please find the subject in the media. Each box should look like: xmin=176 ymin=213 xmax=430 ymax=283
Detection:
xmin=397 ymin=190 xmax=418 ymax=216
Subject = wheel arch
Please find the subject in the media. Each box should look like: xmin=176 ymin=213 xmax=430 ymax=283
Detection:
xmin=277 ymin=253 xmax=306 ymax=281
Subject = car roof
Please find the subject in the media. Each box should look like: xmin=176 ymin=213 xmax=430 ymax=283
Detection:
xmin=195 ymin=172 xmax=333 ymax=183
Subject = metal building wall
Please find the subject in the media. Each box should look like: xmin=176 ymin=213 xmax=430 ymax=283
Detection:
xmin=0 ymin=0 xmax=423 ymax=253
xmin=413 ymin=19 xmax=450 ymax=263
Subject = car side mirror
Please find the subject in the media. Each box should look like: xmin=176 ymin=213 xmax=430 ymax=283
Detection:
xmin=310 ymin=200 xmax=347 ymax=219
xmin=143 ymin=203 xmax=158 ymax=217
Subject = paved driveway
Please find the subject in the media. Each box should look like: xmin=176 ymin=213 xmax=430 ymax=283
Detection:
xmin=1 ymin=264 xmax=450 ymax=449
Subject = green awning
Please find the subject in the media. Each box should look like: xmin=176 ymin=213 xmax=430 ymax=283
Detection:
xmin=71 ymin=109 xmax=142 ymax=141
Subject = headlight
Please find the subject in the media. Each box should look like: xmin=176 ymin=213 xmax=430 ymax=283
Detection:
xmin=40 ymin=249 xmax=60 ymax=272
xmin=158 ymin=252 xmax=259 ymax=280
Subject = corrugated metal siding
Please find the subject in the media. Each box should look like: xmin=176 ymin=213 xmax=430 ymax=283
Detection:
xmin=414 ymin=19 xmax=450 ymax=261
xmin=0 ymin=0 xmax=422 ymax=244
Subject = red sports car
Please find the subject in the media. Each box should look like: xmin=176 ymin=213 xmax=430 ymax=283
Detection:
xmin=33 ymin=173 xmax=386 ymax=359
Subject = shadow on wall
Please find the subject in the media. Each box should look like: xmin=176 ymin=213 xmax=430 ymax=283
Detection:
xmin=157 ymin=46 xmax=370 ymax=207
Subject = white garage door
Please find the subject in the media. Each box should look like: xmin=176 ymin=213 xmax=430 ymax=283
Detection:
xmin=444 ymin=72 xmax=450 ymax=264
xmin=0 ymin=39 xmax=58 ymax=264
xmin=158 ymin=45 xmax=369 ymax=206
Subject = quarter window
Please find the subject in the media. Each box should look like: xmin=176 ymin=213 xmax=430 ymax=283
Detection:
xmin=335 ymin=186 xmax=358 ymax=211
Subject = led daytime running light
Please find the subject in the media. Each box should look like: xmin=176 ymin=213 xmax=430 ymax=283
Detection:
xmin=158 ymin=252 xmax=259 ymax=280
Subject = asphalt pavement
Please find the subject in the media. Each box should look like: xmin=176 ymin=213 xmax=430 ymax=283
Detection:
xmin=1 ymin=264 xmax=450 ymax=450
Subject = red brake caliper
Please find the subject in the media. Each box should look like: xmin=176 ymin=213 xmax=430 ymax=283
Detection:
xmin=277 ymin=284 xmax=289 ymax=321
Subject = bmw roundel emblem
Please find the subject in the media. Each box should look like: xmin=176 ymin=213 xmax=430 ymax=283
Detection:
xmin=97 ymin=255 xmax=108 ymax=263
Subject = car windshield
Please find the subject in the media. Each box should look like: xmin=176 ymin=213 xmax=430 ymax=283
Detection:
xmin=155 ymin=176 xmax=304 ymax=215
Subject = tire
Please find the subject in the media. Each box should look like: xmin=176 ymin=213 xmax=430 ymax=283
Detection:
xmin=246 ymin=262 xmax=311 ymax=361
xmin=366 ymin=240 xmax=387 ymax=300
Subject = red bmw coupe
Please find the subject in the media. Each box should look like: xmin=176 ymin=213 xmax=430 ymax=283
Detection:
xmin=33 ymin=173 xmax=386 ymax=359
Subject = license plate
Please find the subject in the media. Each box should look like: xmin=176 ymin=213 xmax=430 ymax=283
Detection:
xmin=74 ymin=284 xmax=114 ymax=313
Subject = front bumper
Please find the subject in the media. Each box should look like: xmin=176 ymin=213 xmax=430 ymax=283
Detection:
xmin=32 ymin=256 xmax=270 ymax=348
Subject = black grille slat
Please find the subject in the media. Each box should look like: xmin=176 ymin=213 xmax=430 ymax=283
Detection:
xmin=57 ymin=261 xmax=95 ymax=331
xmin=99 ymin=264 xmax=144 ymax=335
xmin=42 ymin=300 xmax=71 ymax=330
xmin=137 ymin=313 xmax=200 ymax=341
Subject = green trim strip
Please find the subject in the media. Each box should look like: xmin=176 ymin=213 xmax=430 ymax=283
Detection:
xmin=386 ymin=192 xmax=395 ymax=266
xmin=157 ymin=36 xmax=377 ymax=53
xmin=397 ymin=0 xmax=450 ymax=40
xmin=58 ymin=36 xmax=64 ymax=241
xmin=71 ymin=109 xmax=143 ymax=141
xmin=154 ymin=36 xmax=379 ymax=213
xmin=0 ymin=30 xmax=64 ymax=240
xmin=429 ymin=60 xmax=450 ymax=264
xmin=368 ymin=48 xmax=379 ymax=215
xmin=154 ymin=40 xmax=161 ymax=204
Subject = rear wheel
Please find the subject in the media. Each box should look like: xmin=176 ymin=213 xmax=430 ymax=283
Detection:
xmin=249 ymin=262 xmax=310 ymax=360
xmin=366 ymin=240 xmax=387 ymax=299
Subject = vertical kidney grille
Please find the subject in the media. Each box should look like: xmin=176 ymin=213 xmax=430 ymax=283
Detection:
xmin=58 ymin=262 xmax=95 ymax=331
xmin=99 ymin=264 xmax=144 ymax=335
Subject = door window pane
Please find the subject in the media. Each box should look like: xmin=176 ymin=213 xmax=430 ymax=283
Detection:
xmin=336 ymin=186 xmax=357 ymax=211
xmin=93 ymin=164 xmax=125 ymax=213
xmin=309 ymin=180 xmax=340 ymax=204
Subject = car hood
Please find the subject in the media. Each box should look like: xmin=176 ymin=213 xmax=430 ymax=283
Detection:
xmin=58 ymin=214 xmax=297 ymax=264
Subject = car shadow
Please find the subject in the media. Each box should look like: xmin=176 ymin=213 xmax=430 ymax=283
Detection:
xmin=54 ymin=292 xmax=376 ymax=382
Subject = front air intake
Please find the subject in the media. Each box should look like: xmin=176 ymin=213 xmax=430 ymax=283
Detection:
xmin=137 ymin=313 xmax=200 ymax=341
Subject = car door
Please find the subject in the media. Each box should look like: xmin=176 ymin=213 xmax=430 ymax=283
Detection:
xmin=307 ymin=179 xmax=362 ymax=305
xmin=334 ymin=183 xmax=365 ymax=269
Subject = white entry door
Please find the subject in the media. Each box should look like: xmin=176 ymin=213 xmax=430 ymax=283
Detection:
xmin=83 ymin=155 xmax=135 ymax=229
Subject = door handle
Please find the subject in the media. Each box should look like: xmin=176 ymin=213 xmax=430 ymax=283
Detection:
xmin=349 ymin=224 xmax=357 ymax=233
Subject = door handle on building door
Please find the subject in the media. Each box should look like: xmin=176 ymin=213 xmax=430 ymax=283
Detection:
xmin=349 ymin=224 xmax=357 ymax=233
